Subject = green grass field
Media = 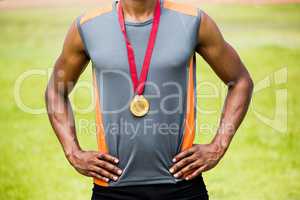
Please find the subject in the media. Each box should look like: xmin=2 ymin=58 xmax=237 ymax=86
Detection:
xmin=0 ymin=3 xmax=300 ymax=200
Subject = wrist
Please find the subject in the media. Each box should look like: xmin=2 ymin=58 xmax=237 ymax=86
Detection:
xmin=65 ymin=147 xmax=82 ymax=165
xmin=211 ymin=133 xmax=231 ymax=155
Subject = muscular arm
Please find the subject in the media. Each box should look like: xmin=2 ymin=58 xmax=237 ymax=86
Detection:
xmin=45 ymin=21 xmax=122 ymax=182
xmin=196 ymin=12 xmax=253 ymax=152
xmin=45 ymin=21 xmax=89 ymax=158
xmin=170 ymin=12 xmax=253 ymax=180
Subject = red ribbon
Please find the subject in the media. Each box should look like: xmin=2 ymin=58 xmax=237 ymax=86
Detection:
xmin=117 ymin=0 xmax=161 ymax=95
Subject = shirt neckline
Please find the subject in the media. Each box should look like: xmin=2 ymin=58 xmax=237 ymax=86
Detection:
xmin=113 ymin=0 xmax=163 ymax=26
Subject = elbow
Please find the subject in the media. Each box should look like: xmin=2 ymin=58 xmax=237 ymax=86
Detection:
xmin=237 ymin=73 xmax=254 ymax=96
xmin=245 ymin=74 xmax=254 ymax=94
xmin=44 ymin=85 xmax=60 ymax=108
xmin=229 ymin=73 xmax=254 ymax=95
xmin=44 ymin=86 xmax=54 ymax=108
xmin=45 ymin=84 xmax=69 ymax=112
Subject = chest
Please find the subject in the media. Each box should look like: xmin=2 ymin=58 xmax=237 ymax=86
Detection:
xmin=88 ymin=19 xmax=194 ymax=73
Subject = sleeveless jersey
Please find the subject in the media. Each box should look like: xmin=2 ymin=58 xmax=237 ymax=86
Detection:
xmin=77 ymin=0 xmax=201 ymax=187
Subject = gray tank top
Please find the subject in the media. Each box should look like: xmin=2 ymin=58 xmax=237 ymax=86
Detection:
xmin=77 ymin=0 xmax=201 ymax=187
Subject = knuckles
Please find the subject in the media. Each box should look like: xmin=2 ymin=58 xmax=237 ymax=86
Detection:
xmin=98 ymin=153 xmax=105 ymax=159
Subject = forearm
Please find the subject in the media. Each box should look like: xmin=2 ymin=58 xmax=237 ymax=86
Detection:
xmin=212 ymin=75 xmax=253 ymax=153
xmin=45 ymin=87 xmax=81 ymax=159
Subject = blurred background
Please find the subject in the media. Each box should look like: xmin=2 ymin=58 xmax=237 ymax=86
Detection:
xmin=0 ymin=0 xmax=299 ymax=199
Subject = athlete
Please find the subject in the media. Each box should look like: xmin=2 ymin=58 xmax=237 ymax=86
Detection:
xmin=45 ymin=0 xmax=253 ymax=199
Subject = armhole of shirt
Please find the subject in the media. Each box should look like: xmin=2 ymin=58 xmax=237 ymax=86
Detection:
xmin=195 ymin=8 xmax=203 ymax=49
xmin=76 ymin=16 xmax=91 ymax=59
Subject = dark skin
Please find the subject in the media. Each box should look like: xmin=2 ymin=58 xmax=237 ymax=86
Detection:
xmin=45 ymin=0 xmax=253 ymax=183
xmin=169 ymin=11 xmax=253 ymax=180
xmin=45 ymin=21 xmax=122 ymax=183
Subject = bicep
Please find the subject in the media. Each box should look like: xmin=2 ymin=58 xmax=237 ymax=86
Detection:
xmin=50 ymin=20 xmax=90 ymax=96
xmin=196 ymin=12 xmax=248 ymax=85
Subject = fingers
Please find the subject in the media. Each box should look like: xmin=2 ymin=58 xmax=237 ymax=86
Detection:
xmin=175 ymin=160 xmax=200 ymax=179
xmin=94 ymin=159 xmax=123 ymax=176
xmin=169 ymin=156 xmax=196 ymax=177
xmin=185 ymin=165 xmax=206 ymax=180
xmin=89 ymin=171 xmax=109 ymax=182
xmin=98 ymin=153 xmax=119 ymax=164
xmin=71 ymin=151 xmax=123 ymax=182
xmin=172 ymin=147 xmax=195 ymax=163
xmin=93 ymin=153 xmax=123 ymax=182
xmin=90 ymin=166 xmax=120 ymax=182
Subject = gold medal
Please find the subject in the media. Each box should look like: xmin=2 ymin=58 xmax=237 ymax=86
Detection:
xmin=130 ymin=95 xmax=150 ymax=117
xmin=118 ymin=0 xmax=160 ymax=118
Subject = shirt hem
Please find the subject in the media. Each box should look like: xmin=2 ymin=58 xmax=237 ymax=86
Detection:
xmin=97 ymin=177 xmax=184 ymax=187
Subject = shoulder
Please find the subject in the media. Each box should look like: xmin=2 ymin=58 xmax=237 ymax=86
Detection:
xmin=162 ymin=0 xmax=199 ymax=17
xmin=79 ymin=4 xmax=113 ymax=25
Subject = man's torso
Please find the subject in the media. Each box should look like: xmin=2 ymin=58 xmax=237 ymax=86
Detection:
xmin=77 ymin=0 xmax=201 ymax=187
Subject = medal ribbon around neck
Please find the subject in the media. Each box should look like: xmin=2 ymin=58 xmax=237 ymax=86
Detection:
xmin=117 ymin=0 xmax=161 ymax=95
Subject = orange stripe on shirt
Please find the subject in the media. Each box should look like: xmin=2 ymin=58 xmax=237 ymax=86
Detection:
xmin=92 ymin=70 xmax=109 ymax=187
xmin=80 ymin=5 xmax=113 ymax=25
xmin=163 ymin=1 xmax=198 ymax=17
xmin=181 ymin=55 xmax=195 ymax=151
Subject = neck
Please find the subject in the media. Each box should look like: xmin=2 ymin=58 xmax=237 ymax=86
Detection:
xmin=120 ymin=0 xmax=157 ymax=22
